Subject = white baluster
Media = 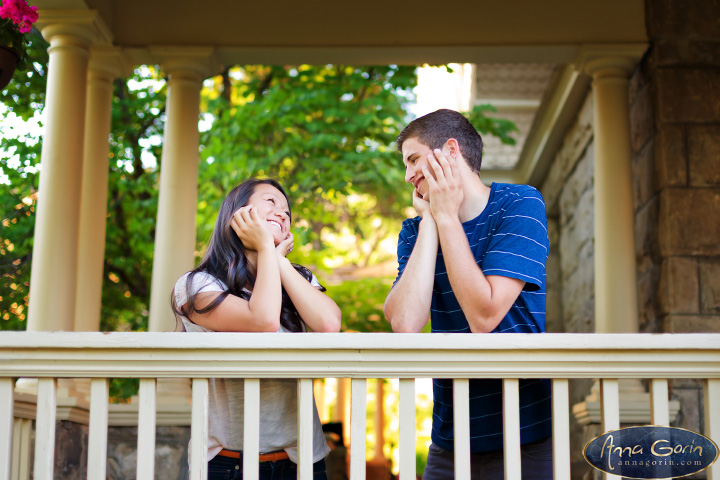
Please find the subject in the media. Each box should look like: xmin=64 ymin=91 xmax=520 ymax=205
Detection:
xmin=244 ymin=379 xmax=260 ymax=480
xmin=705 ymin=379 xmax=720 ymax=480
xmin=503 ymin=379 xmax=521 ymax=480
xmin=600 ymin=379 xmax=620 ymax=480
xmin=552 ymin=379 xmax=570 ymax=480
xmin=34 ymin=378 xmax=57 ymax=480
xmin=399 ymin=378 xmax=416 ymax=480
xmin=650 ymin=379 xmax=669 ymax=426
xmin=453 ymin=379 xmax=470 ymax=480
xmin=350 ymin=378 xmax=367 ymax=479
xmin=0 ymin=379 xmax=13 ymax=480
xmin=137 ymin=378 xmax=157 ymax=480
xmin=297 ymin=378 xmax=314 ymax=480
xmin=11 ymin=418 xmax=32 ymax=480
xmin=190 ymin=378 xmax=209 ymax=480
xmin=87 ymin=378 xmax=109 ymax=479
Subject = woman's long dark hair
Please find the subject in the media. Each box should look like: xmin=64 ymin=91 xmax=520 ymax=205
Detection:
xmin=171 ymin=178 xmax=321 ymax=332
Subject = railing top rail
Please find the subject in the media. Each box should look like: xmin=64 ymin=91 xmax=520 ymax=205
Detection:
xmin=0 ymin=332 xmax=719 ymax=379
xmin=0 ymin=331 xmax=718 ymax=350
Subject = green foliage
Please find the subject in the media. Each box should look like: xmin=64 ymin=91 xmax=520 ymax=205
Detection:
xmin=466 ymin=104 xmax=519 ymax=146
xmin=109 ymin=378 xmax=139 ymax=402
xmin=100 ymin=69 xmax=166 ymax=332
xmin=324 ymin=277 xmax=394 ymax=332
xmin=0 ymin=30 xmax=46 ymax=330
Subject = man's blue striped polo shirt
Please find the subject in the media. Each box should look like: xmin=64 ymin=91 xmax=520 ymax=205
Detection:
xmin=394 ymin=183 xmax=553 ymax=453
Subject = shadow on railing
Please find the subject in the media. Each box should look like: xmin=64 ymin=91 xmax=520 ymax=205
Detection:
xmin=1 ymin=332 xmax=719 ymax=480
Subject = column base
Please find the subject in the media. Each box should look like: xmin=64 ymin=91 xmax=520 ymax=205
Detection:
xmin=572 ymin=380 xmax=680 ymax=426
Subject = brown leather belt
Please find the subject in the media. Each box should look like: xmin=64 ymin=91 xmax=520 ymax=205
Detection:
xmin=218 ymin=449 xmax=289 ymax=462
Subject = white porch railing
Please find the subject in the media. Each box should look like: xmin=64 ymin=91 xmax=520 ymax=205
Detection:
xmin=0 ymin=332 xmax=719 ymax=480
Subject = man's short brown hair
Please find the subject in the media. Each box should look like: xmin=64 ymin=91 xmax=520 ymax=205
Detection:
xmin=396 ymin=109 xmax=484 ymax=174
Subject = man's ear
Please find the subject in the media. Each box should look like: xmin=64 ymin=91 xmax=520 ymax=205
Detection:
xmin=443 ymin=138 xmax=460 ymax=158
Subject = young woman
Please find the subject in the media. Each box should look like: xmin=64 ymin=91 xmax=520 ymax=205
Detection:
xmin=172 ymin=178 xmax=341 ymax=479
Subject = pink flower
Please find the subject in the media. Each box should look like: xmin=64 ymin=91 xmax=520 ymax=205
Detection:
xmin=0 ymin=0 xmax=38 ymax=34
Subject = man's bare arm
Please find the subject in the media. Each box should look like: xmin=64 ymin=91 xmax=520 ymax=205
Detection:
xmin=384 ymin=193 xmax=439 ymax=333
xmin=424 ymin=150 xmax=525 ymax=333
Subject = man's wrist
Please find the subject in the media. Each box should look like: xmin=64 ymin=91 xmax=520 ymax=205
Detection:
xmin=419 ymin=215 xmax=437 ymax=231
xmin=433 ymin=212 xmax=461 ymax=229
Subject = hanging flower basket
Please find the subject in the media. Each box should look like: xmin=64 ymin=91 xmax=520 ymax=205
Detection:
xmin=0 ymin=44 xmax=19 ymax=89
xmin=0 ymin=0 xmax=39 ymax=89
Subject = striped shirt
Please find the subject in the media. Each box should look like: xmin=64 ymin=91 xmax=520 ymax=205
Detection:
xmin=395 ymin=183 xmax=552 ymax=453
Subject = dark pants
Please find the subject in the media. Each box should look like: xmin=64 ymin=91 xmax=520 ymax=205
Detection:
xmin=207 ymin=454 xmax=327 ymax=480
xmin=422 ymin=436 xmax=553 ymax=480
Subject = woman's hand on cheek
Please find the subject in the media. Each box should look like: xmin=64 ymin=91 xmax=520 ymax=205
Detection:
xmin=276 ymin=233 xmax=294 ymax=259
xmin=231 ymin=205 xmax=274 ymax=252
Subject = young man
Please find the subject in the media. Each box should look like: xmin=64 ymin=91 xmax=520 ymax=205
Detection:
xmin=384 ymin=109 xmax=552 ymax=479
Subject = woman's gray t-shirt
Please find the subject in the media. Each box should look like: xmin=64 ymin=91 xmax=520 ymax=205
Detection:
xmin=174 ymin=271 xmax=330 ymax=463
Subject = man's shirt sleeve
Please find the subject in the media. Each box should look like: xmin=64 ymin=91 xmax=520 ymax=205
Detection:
xmin=393 ymin=218 xmax=420 ymax=286
xmin=480 ymin=188 xmax=549 ymax=291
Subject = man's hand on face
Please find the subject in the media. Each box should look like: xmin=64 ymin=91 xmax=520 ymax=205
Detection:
xmin=412 ymin=188 xmax=433 ymax=220
xmin=423 ymin=149 xmax=464 ymax=222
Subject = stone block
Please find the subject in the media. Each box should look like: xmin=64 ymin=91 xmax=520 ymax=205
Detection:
xmin=653 ymin=126 xmax=687 ymax=188
xmin=569 ymin=378 xmax=595 ymax=479
xmin=634 ymin=197 xmax=660 ymax=278
xmin=646 ymin=0 xmax=720 ymax=38
xmin=628 ymin=59 xmax=651 ymax=108
xmin=700 ymin=258 xmax=720 ymax=313
xmin=563 ymin=261 xmax=595 ymax=332
xmin=659 ymin=256 xmax=699 ymax=315
xmin=629 ymin=83 xmax=654 ymax=154
xmin=656 ymin=69 xmax=720 ymax=123
xmin=670 ymin=385 xmax=703 ymax=434
xmin=546 ymin=218 xmax=564 ymax=333
xmin=652 ymin=39 xmax=720 ymax=67
xmin=688 ymin=125 xmax=720 ymax=186
xmin=566 ymin=300 xmax=595 ymax=334
xmin=107 ymin=425 xmax=190 ymax=480
xmin=545 ymin=288 xmax=563 ymax=333
xmin=632 ymin=139 xmax=655 ymax=209
xmin=54 ymin=421 xmax=88 ymax=479
xmin=663 ymin=314 xmax=720 ymax=332
xmin=560 ymin=162 xmax=594 ymax=229
xmin=541 ymin=95 xmax=594 ymax=211
xmin=659 ymin=188 xmax=720 ymax=256
xmin=560 ymin=207 xmax=593 ymax=282
xmin=637 ymin=265 xmax=662 ymax=333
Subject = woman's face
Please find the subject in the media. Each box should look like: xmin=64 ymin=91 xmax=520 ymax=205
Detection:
xmin=246 ymin=183 xmax=291 ymax=246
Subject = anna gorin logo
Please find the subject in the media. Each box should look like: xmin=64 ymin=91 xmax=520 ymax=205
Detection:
xmin=584 ymin=425 xmax=718 ymax=479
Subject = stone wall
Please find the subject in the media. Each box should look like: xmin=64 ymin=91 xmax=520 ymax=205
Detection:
xmin=541 ymin=93 xmax=595 ymax=336
xmin=28 ymin=422 xmax=190 ymax=479
xmin=540 ymin=92 xmax=596 ymax=479
xmin=629 ymin=0 xmax=720 ymax=437
xmin=107 ymin=425 xmax=190 ymax=479
xmin=631 ymin=0 xmax=720 ymax=336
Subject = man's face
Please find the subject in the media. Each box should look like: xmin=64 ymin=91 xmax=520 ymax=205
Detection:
xmin=401 ymin=137 xmax=436 ymax=200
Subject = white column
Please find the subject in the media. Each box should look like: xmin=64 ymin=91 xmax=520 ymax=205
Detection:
xmin=586 ymin=57 xmax=639 ymax=334
xmin=148 ymin=56 xmax=207 ymax=333
xmin=74 ymin=48 xmax=126 ymax=332
xmin=26 ymin=22 xmax=96 ymax=332
xmin=147 ymin=50 xmax=217 ymax=408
